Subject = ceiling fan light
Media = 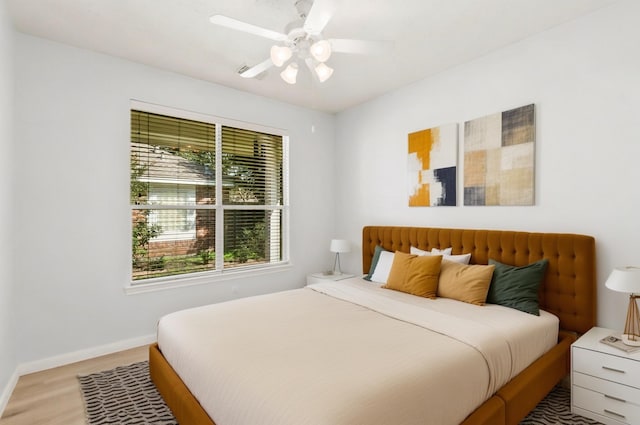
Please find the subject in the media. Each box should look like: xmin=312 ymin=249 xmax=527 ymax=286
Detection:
xmin=314 ymin=62 xmax=333 ymax=83
xmin=310 ymin=39 xmax=332 ymax=62
xmin=281 ymin=63 xmax=299 ymax=84
xmin=270 ymin=45 xmax=292 ymax=67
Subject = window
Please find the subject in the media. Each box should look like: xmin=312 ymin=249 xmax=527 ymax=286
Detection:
xmin=130 ymin=104 xmax=288 ymax=283
xmin=148 ymin=183 xmax=196 ymax=241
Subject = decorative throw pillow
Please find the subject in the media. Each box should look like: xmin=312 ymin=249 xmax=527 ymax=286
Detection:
xmin=382 ymin=252 xmax=442 ymax=298
xmin=364 ymin=245 xmax=387 ymax=281
xmin=410 ymin=246 xmax=453 ymax=256
xmin=442 ymin=253 xmax=472 ymax=264
xmin=437 ymin=261 xmax=495 ymax=305
xmin=431 ymin=247 xmax=453 ymax=255
xmin=370 ymin=251 xmax=396 ymax=284
xmin=410 ymin=246 xmax=471 ymax=264
xmin=486 ymin=259 xmax=549 ymax=316
xmin=410 ymin=246 xmax=429 ymax=256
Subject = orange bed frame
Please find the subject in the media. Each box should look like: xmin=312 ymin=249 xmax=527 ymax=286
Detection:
xmin=150 ymin=225 xmax=596 ymax=425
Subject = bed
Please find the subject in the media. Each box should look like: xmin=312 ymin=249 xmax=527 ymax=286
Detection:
xmin=149 ymin=225 xmax=596 ymax=425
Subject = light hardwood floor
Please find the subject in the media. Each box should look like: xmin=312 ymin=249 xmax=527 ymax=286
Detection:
xmin=0 ymin=345 xmax=148 ymax=425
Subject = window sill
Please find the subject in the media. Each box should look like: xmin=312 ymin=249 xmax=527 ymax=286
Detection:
xmin=124 ymin=262 xmax=292 ymax=295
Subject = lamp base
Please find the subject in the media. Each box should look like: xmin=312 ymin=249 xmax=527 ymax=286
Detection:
xmin=621 ymin=334 xmax=640 ymax=347
xmin=622 ymin=294 xmax=640 ymax=346
xmin=332 ymin=253 xmax=343 ymax=275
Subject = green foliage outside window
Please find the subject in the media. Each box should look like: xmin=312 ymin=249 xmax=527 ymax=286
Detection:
xmin=130 ymin=158 xmax=162 ymax=270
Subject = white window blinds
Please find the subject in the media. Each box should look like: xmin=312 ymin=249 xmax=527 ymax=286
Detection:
xmin=130 ymin=108 xmax=287 ymax=282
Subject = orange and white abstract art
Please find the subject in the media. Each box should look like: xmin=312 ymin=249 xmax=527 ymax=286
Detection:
xmin=408 ymin=123 xmax=458 ymax=206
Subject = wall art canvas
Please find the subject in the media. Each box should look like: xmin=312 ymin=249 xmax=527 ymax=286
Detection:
xmin=408 ymin=123 xmax=457 ymax=206
xmin=463 ymin=104 xmax=535 ymax=206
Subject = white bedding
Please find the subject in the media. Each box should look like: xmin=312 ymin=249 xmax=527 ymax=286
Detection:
xmin=157 ymin=277 xmax=558 ymax=425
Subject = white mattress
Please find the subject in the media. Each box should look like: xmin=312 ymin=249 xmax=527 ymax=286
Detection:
xmin=157 ymin=277 xmax=558 ymax=425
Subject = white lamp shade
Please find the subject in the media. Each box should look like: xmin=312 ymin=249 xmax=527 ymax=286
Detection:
xmin=605 ymin=266 xmax=640 ymax=293
xmin=314 ymin=62 xmax=334 ymax=83
xmin=310 ymin=39 xmax=332 ymax=62
xmin=330 ymin=239 xmax=350 ymax=253
xmin=270 ymin=45 xmax=292 ymax=67
xmin=280 ymin=63 xmax=298 ymax=84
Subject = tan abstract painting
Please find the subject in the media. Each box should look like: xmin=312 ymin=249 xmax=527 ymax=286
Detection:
xmin=408 ymin=123 xmax=457 ymax=206
xmin=463 ymin=104 xmax=535 ymax=206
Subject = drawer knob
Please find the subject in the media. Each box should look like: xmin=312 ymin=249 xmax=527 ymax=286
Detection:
xmin=604 ymin=394 xmax=627 ymax=403
xmin=604 ymin=409 xmax=626 ymax=420
xmin=602 ymin=365 xmax=626 ymax=374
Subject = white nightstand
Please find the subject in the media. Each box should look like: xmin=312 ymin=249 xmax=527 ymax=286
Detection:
xmin=306 ymin=272 xmax=355 ymax=285
xmin=572 ymin=327 xmax=640 ymax=425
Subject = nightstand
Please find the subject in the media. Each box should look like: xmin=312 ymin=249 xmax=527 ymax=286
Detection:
xmin=306 ymin=272 xmax=355 ymax=285
xmin=572 ymin=327 xmax=640 ymax=425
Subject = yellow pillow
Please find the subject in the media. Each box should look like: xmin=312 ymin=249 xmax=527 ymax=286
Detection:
xmin=437 ymin=261 xmax=495 ymax=305
xmin=383 ymin=252 xmax=442 ymax=298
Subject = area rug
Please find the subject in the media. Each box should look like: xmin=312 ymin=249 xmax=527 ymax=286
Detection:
xmin=79 ymin=361 xmax=177 ymax=425
xmin=79 ymin=361 xmax=602 ymax=425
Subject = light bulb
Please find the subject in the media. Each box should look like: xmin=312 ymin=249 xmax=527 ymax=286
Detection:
xmin=270 ymin=45 xmax=292 ymax=67
xmin=314 ymin=62 xmax=333 ymax=83
xmin=280 ymin=63 xmax=298 ymax=84
xmin=310 ymin=39 xmax=332 ymax=62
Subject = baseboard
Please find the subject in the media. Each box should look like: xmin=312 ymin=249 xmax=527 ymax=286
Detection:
xmin=0 ymin=368 xmax=19 ymax=419
xmin=16 ymin=333 xmax=156 ymax=376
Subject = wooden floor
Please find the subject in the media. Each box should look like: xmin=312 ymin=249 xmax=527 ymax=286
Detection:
xmin=0 ymin=345 xmax=148 ymax=425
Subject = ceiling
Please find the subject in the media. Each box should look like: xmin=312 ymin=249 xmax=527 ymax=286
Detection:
xmin=6 ymin=0 xmax=618 ymax=113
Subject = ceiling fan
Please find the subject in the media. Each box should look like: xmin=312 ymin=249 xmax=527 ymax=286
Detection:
xmin=209 ymin=0 xmax=392 ymax=85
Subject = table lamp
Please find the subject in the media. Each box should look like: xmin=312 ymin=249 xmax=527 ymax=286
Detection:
xmin=605 ymin=266 xmax=640 ymax=346
xmin=330 ymin=239 xmax=350 ymax=275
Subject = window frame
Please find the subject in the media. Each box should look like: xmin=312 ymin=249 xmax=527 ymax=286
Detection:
xmin=126 ymin=100 xmax=290 ymax=294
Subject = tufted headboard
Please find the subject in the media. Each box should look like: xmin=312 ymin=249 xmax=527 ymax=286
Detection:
xmin=362 ymin=226 xmax=596 ymax=335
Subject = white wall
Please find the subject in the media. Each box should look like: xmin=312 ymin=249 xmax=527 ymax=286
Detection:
xmin=0 ymin=0 xmax=16 ymax=409
xmin=12 ymin=34 xmax=337 ymax=364
xmin=335 ymin=0 xmax=640 ymax=330
xmin=6 ymin=0 xmax=638 ymax=377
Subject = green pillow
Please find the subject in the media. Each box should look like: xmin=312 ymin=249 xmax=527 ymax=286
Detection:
xmin=487 ymin=258 xmax=549 ymax=315
xmin=364 ymin=245 xmax=387 ymax=281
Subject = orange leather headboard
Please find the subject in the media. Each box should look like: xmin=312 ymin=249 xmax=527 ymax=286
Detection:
xmin=362 ymin=226 xmax=596 ymax=335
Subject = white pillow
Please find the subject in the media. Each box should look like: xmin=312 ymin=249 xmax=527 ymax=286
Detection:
xmin=410 ymin=246 xmax=471 ymax=265
xmin=370 ymin=251 xmax=395 ymax=283
xmin=410 ymin=246 xmax=429 ymax=256
xmin=443 ymin=253 xmax=472 ymax=264
xmin=410 ymin=246 xmax=452 ymax=256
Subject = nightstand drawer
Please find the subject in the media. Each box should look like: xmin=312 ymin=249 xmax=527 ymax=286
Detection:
xmin=573 ymin=385 xmax=640 ymax=424
xmin=574 ymin=372 xmax=640 ymax=405
xmin=573 ymin=347 xmax=640 ymax=388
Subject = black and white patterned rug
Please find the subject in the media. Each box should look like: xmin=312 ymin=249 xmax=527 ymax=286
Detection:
xmin=79 ymin=361 xmax=602 ymax=425
xmin=79 ymin=361 xmax=177 ymax=425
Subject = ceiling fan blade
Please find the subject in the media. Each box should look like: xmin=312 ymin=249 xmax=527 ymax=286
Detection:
xmin=329 ymin=38 xmax=394 ymax=55
xmin=239 ymin=58 xmax=274 ymax=78
xmin=303 ymin=0 xmax=335 ymax=35
xmin=210 ymin=15 xmax=287 ymax=41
